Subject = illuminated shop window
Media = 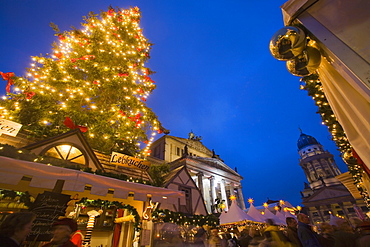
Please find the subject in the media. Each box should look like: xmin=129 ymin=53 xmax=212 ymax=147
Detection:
xmin=43 ymin=144 xmax=87 ymax=166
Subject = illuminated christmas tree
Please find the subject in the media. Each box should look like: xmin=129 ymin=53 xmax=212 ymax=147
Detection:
xmin=0 ymin=7 xmax=165 ymax=156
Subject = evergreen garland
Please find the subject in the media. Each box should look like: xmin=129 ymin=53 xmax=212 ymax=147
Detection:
xmin=0 ymin=189 xmax=34 ymax=208
xmin=78 ymin=198 xmax=141 ymax=230
xmin=301 ymin=74 xmax=370 ymax=207
xmin=152 ymin=209 xmax=219 ymax=227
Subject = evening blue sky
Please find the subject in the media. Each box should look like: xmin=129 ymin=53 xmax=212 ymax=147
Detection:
xmin=0 ymin=0 xmax=347 ymax=207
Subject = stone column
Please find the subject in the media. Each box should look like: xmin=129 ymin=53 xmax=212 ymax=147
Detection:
xmin=209 ymin=176 xmax=216 ymax=212
xmin=220 ymin=179 xmax=228 ymax=211
xmin=197 ymin=172 xmax=204 ymax=196
xmin=229 ymin=182 xmax=235 ymax=196
xmin=338 ymin=202 xmax=350 ymax=220
xmin=203 ymin=177 xmax=212 ymax=213
xmin=237 ymin=186 xmax=247 ymax=210
xmin=315 ymin=205 xmax=325 ymax=222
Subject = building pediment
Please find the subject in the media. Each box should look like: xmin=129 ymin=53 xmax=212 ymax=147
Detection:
xmin=302 ymin=185 xmax=352 ymax=203
xmin=167 ymin=136 xmax=214 ymax=156
xmin=170 ymin=156 xmax=242 ymax=181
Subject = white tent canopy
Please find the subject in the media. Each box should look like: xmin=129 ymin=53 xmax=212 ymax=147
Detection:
xmin=263 ymin=207 xmax=285 ymax=225
xmin=220 ymin=200 xmax=255 ymax=225
xmin=246 ymin=203 xmax=267 ymax=223
xmin=275 ymin=209 xmax=288 ymax=225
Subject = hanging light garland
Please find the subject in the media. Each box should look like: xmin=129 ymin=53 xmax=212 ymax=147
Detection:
xmin=270 ymin=25 xmax=370 ymax=208
xmin=300 ymin=74 xmax=370 ymax=207
xmin=78 ymin=198 xmax=141 ymax=230
xmin=151 ymin=209 xmax=219 ymax=227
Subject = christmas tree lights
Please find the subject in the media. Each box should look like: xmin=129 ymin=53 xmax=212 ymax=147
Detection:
xmin=0 ymin=7 xmax=166 ymax=156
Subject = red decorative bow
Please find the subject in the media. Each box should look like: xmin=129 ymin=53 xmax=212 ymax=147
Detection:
xmin=144 ymin=75 xmax=155 ymax=83
xmin=107 ymin=9 xmax=115 ymax=16
xmin=25 ymin=91 xmax=35 ymax=99
xmin=0 ymin=72 xmax=15 ymax=93
xmin=64 ymin=117 xmax=88 ymax=132
xmin=119 ymin=110 xmax=126 ymax=116
xmin=54 ymin=52 xmax=63 ymax=59
xmin=128 ymin=113 xmax=142 ymax=128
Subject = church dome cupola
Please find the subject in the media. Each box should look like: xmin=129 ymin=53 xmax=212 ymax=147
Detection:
xmin=297 ymin=129 xmax=342 ymax=190
xmin=297 ymin=132 xmax=320 ymax=150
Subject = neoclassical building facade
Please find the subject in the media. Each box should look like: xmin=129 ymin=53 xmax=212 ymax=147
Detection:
xmin=149 ymin=133 xmax=246 ymax=213
xmin=298 ymin=131 xmax=369 ymax=223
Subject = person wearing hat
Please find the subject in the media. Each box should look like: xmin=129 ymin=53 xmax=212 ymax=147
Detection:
xmin=0 ymin=212 xmax=36 ymax=247
xmin=357 ymin=221 xmax=370 ymax=247
xmin=42 ymin=218 xmax=78 ymax=247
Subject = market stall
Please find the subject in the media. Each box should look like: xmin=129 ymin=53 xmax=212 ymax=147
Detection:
xmin=0 ymin=155 xmax=185 ymax=247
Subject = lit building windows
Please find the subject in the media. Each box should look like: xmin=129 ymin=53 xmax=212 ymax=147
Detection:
xmin=42 ymin=143 xmax=87 ymax=166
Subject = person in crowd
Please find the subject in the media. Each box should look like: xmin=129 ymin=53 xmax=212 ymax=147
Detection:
xmin=207 ymin=228 xmax=227 ymax=247
xmin=286 ymin=217 xmax=303 ymax=247
xmin=42 ymin=218 xmax=78 ymax=247
xmin=232 ymin=232 xmax=240 ymax=247
xmin=71 ymin=229 xmax=84 ymax=247
xmin=193 ymin=227 xmax=207 ymax=247
xmin=297 ymin=213 xmax=322 ymax=247
xmin=260 ymin=219 xmax=293 ymax=247
xmin=248 ymin=227 xmax=264 ymax=247
xmin=356 ymin=221 xmax=370 ymax=247
xmin=317 ymin=222 xmax=334 ymax=247
xmin=0 ymin=212 xmax=36 ymax=247
xmin=332 ymin=220 xmax=357 ymax=247
xmin=349 ymin=217 xmax=363 ymax=240
xmin=238 ymin=228 xmax=252 ymax=247
xmin=258 ymin=228 xmax=273 ymax=247
xmin=225 ymin=233 xmax=237 ymax=247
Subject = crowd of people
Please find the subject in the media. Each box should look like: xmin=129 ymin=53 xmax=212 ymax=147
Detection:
xmin=0 ymin=212 xmax=82 ymax=247
xmin=0 ymin=211 xmax=369 ymax=247
xmin=205 ymin=213 xmax=370 ymax=247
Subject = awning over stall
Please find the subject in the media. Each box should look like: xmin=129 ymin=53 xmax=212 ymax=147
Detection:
xmin=0 ymin=156 xmax=185 ymax=204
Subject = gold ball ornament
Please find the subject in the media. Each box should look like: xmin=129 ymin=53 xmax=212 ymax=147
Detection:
xmin=286 ymin=46 xmax=321 ymax=77
xmin=343 ymin=150 xmax=353 ymax=162
xmin=269 ymin=26 xmax=307 ymax=60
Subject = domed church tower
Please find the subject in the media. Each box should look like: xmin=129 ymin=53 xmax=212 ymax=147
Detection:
xmin=297 ymin=130 xmax=341 ymax=191
xmin=297 ymin=130 xmax=369 ymax=223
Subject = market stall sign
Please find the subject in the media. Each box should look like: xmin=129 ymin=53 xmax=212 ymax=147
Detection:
xmin=0 ymin=119 xmax=22 ymax=136
xmin=28 ymin=191 xmax=71 ymax=241
xmin=110 ymin=151 xmax=151 ymax=171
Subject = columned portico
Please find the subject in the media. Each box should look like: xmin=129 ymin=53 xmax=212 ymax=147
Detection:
xmin=209 ymin=176 xmax=216 ymax=212
xmin=220 ymin=179 xmax=228 ymax=211
xmin=237 ymin=186 xmax=246 ymax=210
xmin=197 ymin=172 xmax=204 ymax=195
xmin=229 ymin=182 xmax=235 ymax=196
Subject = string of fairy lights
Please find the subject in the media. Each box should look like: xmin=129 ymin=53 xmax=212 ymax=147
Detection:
xmin=0 ymin=7 xmax=163 ymax=157
xmin=301 ymin=74 xmax=370 ymax=207
xmin=269 ymin=25 xmax=370 ymax=208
